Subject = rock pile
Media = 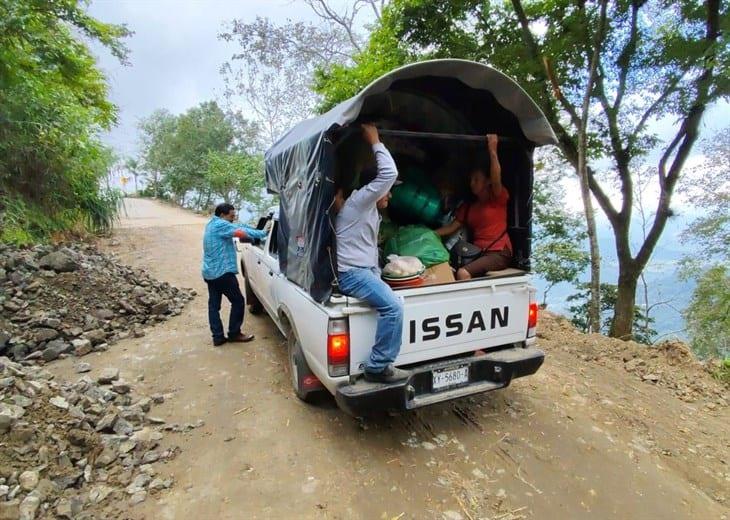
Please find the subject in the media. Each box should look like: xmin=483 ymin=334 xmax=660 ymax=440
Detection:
xmin=540 ymin=312 xmax=728 ymax=406
xmin=0 ymin=356 xmax=182 ymax=519
xmin=0 ymin=243 xmax=194 ymax=363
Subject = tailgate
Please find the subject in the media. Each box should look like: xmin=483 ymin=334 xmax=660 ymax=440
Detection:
xmin=346 ymin=277 xmax=532 ymax=373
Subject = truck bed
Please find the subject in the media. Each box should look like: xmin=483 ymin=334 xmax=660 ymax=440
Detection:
xmin=340 ymin=273 xmax=533 ymax=373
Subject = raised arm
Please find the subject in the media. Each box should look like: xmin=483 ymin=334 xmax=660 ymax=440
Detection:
xmin=216 ymin=220 xmax=268 ymax=242
xmin=348 ymin=125 xmax=398 ymax=208
xmin=487 ymin=134 xmax=503 ymax=197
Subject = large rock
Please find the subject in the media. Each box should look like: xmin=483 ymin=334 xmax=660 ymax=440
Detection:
xmin=0 ymin=415 xmax=12 ymax=434
xmin=3 ymin=300 xmax=21 ymax=313
xmin=111 ymin=381 xmax=131 ymax=395
xmin=0 ymin=499 xmax=20 ymax=520
xmin=0 ymin=403 xmax=25 ymax=421
xmin=72 ymin=339 xmax=92 ymax=357
xmin=41 ymin=318 xmax=62 ymax=330
xmin=10 ymin=344 xmax=28 ymax=361
xmin=150 ymin=301 xmax=169 ymax=315
xmin=92 ymin=309 xmax=115 ymax=321
xmin=83 ymin=329 xmax=107 ymax=346
xmin=18 ymin=470 xmax=39 ymax=492
xmin=42 ymin=341 xmax=68 ymax=362
xmin=97 ymin=368 xmax=119 ymax=384
xmin=38 ymin=251 xmax=77 ymax=273
xmin=18 ymin=495 xmax=40 ymax=520
xmin=55 ymin=497 xmax=83 ymax=519
xmin=33 ymin=328 xmax=58 ymax=343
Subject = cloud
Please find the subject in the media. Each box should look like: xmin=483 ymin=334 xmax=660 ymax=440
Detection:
xmin=87 ymin=0 xmax=318 ymax=156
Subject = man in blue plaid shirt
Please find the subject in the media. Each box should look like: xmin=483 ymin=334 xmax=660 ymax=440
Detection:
xmin=202 ymin=203 xmax=267 ymax=346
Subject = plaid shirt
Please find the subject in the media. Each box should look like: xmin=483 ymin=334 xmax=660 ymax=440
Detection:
xmin=202 ymin=216 xmax=267 ymax=280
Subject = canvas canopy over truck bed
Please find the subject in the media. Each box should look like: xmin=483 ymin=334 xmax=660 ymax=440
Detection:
xmin=264 ymin=59 xmax=558 ymax=303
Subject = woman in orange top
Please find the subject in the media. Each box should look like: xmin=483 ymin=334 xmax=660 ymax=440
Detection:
xmin=436 ymin=134 xmax=512 ymax=280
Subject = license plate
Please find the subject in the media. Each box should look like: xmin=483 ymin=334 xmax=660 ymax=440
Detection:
xmin=432 ymin=365 xmax=469 ymax=391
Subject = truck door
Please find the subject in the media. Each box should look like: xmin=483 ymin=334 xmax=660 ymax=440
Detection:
xmin=258 ymin=220 xmax=281 ymax=314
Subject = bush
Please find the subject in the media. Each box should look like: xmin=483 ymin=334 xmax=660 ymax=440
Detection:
xmin=0 ymin=1 xmax=130 ymax=243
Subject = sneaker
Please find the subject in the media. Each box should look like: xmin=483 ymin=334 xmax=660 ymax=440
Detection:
xmin=363 ymin=364 xmax=410 ymax=383
xmin=213 ymin=338 xmax=227 ymax=347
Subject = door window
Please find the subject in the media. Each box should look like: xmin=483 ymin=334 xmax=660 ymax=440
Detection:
xmin=268 ymin=221 xmax=279 ymax=258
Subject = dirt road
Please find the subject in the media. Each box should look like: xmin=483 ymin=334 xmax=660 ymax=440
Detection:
xmin=49 ymin=198 xmax=728 ymax=519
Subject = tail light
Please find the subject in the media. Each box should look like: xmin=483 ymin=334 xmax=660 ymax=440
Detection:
xmin=327 ymin=318 xmax=350 ymax=376
xmin=527 ymin=293 xmax=538 ymax=338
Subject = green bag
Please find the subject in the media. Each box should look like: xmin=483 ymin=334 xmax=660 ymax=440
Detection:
xmin=383 ymin=225 xmax=449 ymax=267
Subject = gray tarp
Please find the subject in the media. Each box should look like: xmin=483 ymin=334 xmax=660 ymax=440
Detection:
xmin=265 ymin=59 xmax=557 ymax=302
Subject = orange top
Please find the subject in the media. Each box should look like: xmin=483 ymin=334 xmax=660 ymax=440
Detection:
xmin=455 ymin=189 xmax=512 ymax=252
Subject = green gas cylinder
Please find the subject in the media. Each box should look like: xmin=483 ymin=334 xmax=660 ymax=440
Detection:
xmin=390 ymin=180 xmax=444 ymax=226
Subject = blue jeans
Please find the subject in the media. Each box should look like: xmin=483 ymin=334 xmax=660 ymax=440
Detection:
xmin=338 ymin=267 xmax=403 ymax=373
xmin=205 ymin=273 xmax=245 ymax=342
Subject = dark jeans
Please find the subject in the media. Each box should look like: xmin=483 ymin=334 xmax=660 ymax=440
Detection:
xmin=205 ymin=273 xmax=245 ymax=342
xmin=338 ymin=267 xmax=403 ymax=372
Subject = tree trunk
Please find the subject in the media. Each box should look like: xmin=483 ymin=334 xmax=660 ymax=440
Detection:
xmin=575 ymin=0 xmax=608 ymax=334
xmin=611 ymin=267 xmax=638 ymax=340
xmin=581 ymin=187 xmax=601 ymax=332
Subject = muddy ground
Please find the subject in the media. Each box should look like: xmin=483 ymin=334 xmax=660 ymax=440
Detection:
xmin=48 ymin=198 xmax=729 ymax=520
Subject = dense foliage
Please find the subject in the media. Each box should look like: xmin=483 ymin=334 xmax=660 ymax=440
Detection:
xmin=134 ymin=101 xmax=267 ymax=214
xmin=0 ymin=0 xmax=130 ymax=244
xmin=531 ymin=151 xmax=590 ymax=306
xmin=681 ymin=128 xmax=730 ymax=359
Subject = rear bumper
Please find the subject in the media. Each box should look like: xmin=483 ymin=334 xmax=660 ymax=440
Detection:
xmin=335 ymin=346 xmax=544 ymax=417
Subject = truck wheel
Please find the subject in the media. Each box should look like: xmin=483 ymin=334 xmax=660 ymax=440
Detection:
xmin=287 ymin=333 xmax=325 ymax=403
xmin=242 ymin=262 xmax=263 ymax=315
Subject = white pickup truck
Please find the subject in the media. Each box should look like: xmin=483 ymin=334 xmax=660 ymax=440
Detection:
xmin=239 ymin=209 xmax=543 ymax=416
xmin=242 ymin=59 xmax=556 ymax=416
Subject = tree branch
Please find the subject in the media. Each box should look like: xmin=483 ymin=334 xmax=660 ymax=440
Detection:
xmin=630 ymin=74 xmax=682 ymax=143
xmin=306 ymin=0 xmax=363 ymax=53
xmin=635 ymin=0 xmax=720 ymax=271
xmin=613 ymin=0 xmax=644 ymax=111
xmin=594 ymin=66 xmax=633 ymax=222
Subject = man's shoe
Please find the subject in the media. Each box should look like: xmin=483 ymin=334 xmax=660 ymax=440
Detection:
xmin=228 ymin=333 xmax=255 ymax=343
xmin=363 ymin=364 xmax=410 ymax=383
xmin=213 ymin=338 xmax=227 ymax=347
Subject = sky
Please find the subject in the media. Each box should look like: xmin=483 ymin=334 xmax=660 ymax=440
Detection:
xmin=87 ymin=0 xmax=325 ymax=157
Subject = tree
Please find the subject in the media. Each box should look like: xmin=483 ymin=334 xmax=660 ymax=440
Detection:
xmin=124 ymin=157 xmax=144 ymax=194
xmin=138 ymin=102 xmax=234 ymax=205
xmin=135 ymin=102 xmax=264 ymax=213
xmin=219 ymin=17 xmax=351 ymax=145
xmin=0 ymin=0 xmax=131 ymax=242
xmin=568 ymin=283 xmax=657 ymax=344
xmin=683 ymin=266 xmax=729 ymax=359
xmin=531 ymin=150 xmax=590 ymax=306
xmin=680 ymin=128 xmax=730 ymax=359
xmin=680 ymin=129 xmax=730 ymax=264
xmin=205 ymin=151 xmax=266 ymax=211
xmin=316 ymin=0 xmax=729 ymax=340
xmin=219 ymin=2 xmax=386 ymax=145
xmin=137 ymin=109 xmax=176 ymax=199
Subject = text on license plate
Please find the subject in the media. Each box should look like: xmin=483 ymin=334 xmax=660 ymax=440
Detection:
xmin=432 ymin=365 xmax=469 ymax=391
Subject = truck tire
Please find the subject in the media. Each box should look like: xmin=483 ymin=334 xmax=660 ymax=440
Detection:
xmin=241 ymin=261 xmax=263 ymax=315
xmin=287 ymin=333 xmax=325 ymax=403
